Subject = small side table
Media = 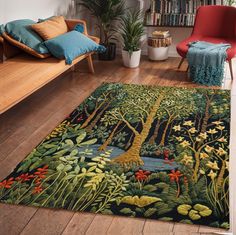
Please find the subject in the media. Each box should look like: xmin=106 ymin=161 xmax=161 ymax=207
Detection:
xmin=148 ymin=36 xmax=172 ymax=61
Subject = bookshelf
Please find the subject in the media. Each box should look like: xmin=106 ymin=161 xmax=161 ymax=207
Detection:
xmin=144 ymin=0 xmax=225 ymax=27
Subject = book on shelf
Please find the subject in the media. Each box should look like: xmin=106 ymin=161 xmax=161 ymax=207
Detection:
xmin=145 ymin=0 xmax=224 ymax=27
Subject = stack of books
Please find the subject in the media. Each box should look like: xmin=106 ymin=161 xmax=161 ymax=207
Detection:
xmin=152 ymin=30 xmax=170 ymax=38
xmin=145 ymin=0 xmax=224 ymax=27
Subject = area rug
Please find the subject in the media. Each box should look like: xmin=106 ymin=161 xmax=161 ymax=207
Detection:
xmin=0 ymin=83 xmax=230 ymax=229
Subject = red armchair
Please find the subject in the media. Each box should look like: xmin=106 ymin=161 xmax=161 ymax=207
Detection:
xmin=176 ymin=5 xmax=236 ymax=80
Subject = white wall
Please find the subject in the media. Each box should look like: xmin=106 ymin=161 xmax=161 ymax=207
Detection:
xmin=0 ymin=1 xmax=6 ymax=24
xmin=0 ymin=0 xmax=74 ymax=24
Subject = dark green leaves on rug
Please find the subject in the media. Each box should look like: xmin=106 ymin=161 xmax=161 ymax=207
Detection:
xmin=0 ymin=83 xmax=230 ymax=229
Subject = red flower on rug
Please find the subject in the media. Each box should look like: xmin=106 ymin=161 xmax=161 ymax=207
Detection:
xmin=77 ymin=116 xmax=83 ymax=122
xmin=168 ymin=170 xmax=183 ymax=182
xmin=34 ymin=165 xmax=49 ymax=186
xmin=16 ymin=173 xmax=34 ymax=182
xmin=34 ymin=165 xmax=48 ymax=178
xmin=35 ymin=165 xmax=48 ymax=174
xmin=135 ymin=170 xmax=151 ymax=181
xmin=168 ymin=170 xmax=183 ymax=198
xmin=32 ymin=185 xmax=43 ymax=194
xmin=0 ymin=178 xmax=14 ymax=189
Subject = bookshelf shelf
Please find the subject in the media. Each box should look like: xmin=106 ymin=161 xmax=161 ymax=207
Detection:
xmin=145 ymin=0 xmax=225 ymax=28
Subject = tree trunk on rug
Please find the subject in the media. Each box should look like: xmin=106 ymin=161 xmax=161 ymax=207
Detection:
xmin=148 ymin=120 xmax=160 ymax=145
xmin=86 ymin=102 xmax=111 ymax=133
xmin=160 ymin=112 xmax=178 ymax=146
xmin=81 ymin=91 xmax=113 ymax=129
xmin=160 ymin=117 xmax=173 ymax=146
xmin=113 ymin=94 xmax=164 ymax=167
xmin=200 ymin=94 xmax=214 ymax=134
xmin=193 ymin=152 xmax=200 ymax=183
xmin=216 ymin=159 xmax=226 ymax=190
xmin=98 ymin=120 xmax=122 ymax=151
xmin=81 ymin=102 xmax=106 ymax=129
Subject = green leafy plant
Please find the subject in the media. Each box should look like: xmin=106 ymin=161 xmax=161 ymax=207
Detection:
xmin=177 ymin=204 xmax=212 ymax=221
xmin=120 ymin=9 xmax=145 ymax=55
xmin=77 ymin=0 xmax=125 ymax=46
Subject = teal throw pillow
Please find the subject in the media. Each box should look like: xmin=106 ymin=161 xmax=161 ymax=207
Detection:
xmin=5 ymin=19 xmax=49 ymax=54
xmin=74 ymin=24 xmax=84 ymax=33
xmin=44 ymin=31 xmax=106 ymax=65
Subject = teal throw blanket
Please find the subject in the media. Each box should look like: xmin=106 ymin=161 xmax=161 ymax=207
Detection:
xmin=187 ymin=41 xmax=231 ymax=86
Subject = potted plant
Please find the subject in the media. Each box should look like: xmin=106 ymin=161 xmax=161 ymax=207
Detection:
xmin=120 ymin=9 xmax=145 ymax=68
xmin=77 ymin=0 xmax=125 ymax=60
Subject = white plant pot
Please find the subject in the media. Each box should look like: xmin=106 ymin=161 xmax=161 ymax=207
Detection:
xmin=148 ymin=46 xmax=169 ymax=61
xmin=122 ymin=49 xmax=141 ymax=68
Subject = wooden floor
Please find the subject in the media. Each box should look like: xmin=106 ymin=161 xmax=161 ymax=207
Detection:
xmin=0 ymin=56 xmax=235 ymax=235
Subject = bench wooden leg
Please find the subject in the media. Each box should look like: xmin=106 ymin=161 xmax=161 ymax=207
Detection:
xmin=229 ymin=59 xmax=234 ymax=80
xmin=178 ymin=57 xmax=185 ymax=69
xmin=87 ymin=54 xmax=95 ymax=74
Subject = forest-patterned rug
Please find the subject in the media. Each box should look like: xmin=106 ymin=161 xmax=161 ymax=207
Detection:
xmin=0 ymin=83 xmax=230 ymax=229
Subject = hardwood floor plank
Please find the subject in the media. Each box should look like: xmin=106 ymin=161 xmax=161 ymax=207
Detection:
xmin=173 ymin=223 xmax=199 ymax=233
xmin=143 ymin=220 xmax=174 ymax=234
xmin=174 ymin=233 xmax=200 ymax=235
xmin=61 ymin=212 xmax=96 ymax=235
xmin=0 ymin=204 xmax=37 ymax=235
xmin=85 ymin=214 xmax=114 ymax=235
xmin=107 ymin=216 xmax=145 ymax=235
xmin=0 ymin=81 xmax=72 ymax=159
xmin=20 ymin=208 xmax=74 ymax=235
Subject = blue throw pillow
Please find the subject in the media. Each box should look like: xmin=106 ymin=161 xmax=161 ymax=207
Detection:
xmin=44 ymin=31 xmax=106 ymax=65
xmin=5 ymin=19 xmax=49 ymax=54
xmin=74 ymin=24 xmax=84 ymax=33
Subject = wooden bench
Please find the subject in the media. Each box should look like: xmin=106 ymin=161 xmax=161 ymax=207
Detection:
xmin=0 ymin=19 xmax=99 ymax=114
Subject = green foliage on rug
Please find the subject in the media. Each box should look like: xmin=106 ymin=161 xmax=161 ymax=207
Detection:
xmin=0 ymin=83 xmax=230 ymax=229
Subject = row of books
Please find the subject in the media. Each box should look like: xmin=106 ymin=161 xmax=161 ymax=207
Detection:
xmin=145 ymin=13 xmax=196 ymax=27
xmin=145 ymin=0 xmax=224 ymax=26
xmin=151 ymin=0 xmax=223 ymax=14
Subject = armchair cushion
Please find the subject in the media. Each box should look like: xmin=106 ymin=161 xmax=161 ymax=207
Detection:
xmin=44 ymin=30 xmax=105 ymax=64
